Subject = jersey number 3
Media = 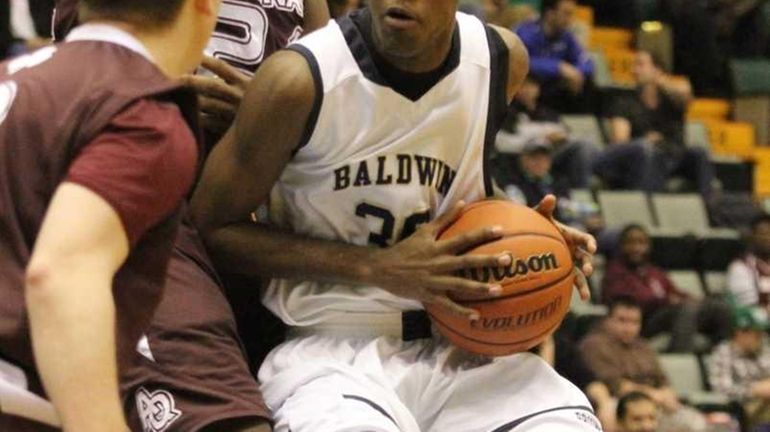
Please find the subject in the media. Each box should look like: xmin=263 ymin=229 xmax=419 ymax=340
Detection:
xmin=356 ymin=203 xmax=430 ymax=248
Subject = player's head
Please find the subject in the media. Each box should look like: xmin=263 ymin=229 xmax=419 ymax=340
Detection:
xmin=542 ymin=0 xmax=576 ymax=35
xmin=368 ymin=0 xmax=459 ymax=70
xmin=633 ymin=50 xmax=664 ymax=85
xmin=619 ymin=224 xmax=650 ymax=267
xmin=617 ymin=391 xmax=659 ymax=432
xmin=607 ymin=295 xmax=643 ymax=345
xmin=80 ymin=0 xmax=221 ymax=72
xmin=750 ymin=213 xmax=770 ymax=258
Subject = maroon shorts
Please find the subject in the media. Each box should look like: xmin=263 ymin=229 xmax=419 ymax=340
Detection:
xmin=121 ymin=226 xmax=271 ymax=432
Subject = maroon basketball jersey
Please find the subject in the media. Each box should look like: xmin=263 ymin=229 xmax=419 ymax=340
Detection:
xmin=53 ymin=0 xmax=305 ymax=73
xmin=0 ymin=32 xmax=199 ymax=383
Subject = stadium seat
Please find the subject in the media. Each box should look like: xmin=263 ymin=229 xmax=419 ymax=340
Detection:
xmin=756 ymin=149 xmax=770 ymax=197
xmin=686 ymin=99 xmax=730 ymax=122
xmin=659 ymin=354 xmax=730 ymax=408
xmin=703 ymin=271 xmax=727 ymax=295
xmin=650 ymin=234 xmax=698 ymax=270
xmin=589 ymin=27 xmax=633 ymax=51
xmin=589 ymin=50 xmax=614 ymax=88
xmin=730 ymin=59 xmax=770 ymax=96
xmin=699 ymin=237 xmax=744 ymax=272
xmin=603 ymin=48 xmax=636 ymax=86
xmin=734 ymin=97 xmax=770 ymax=147
xmin=651 ymin=193 xmax=740 ymax=239
xmin=706 ymin=121 xmax=756 ymax=159
xmin=574 ymin=5 xmax=594 ymax=27
xmin=713 ymin=159 xmax=754 ymax=193
xmin=597 ymin=191 xmax=655 ymax=230
xmin=570 ymin=188 xmax=595 ymax=205
xmin=667 ymin=270 xmax=705 ymax=300
xmin=685 ymin=121 xmax=711 ymax=150
xmin=562 ymin=115 xmax=606 ymax=146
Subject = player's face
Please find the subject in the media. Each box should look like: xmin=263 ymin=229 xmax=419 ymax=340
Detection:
xmin=369 ymin=0 xmax=459 ymax=63
xmin=621 ymin=228 xmax=650 ymax=266
xmin=752 ymin=221 xmax=770 ymax=257
xmin=608 ymin=306 xmax=642 ymax=344
xmin=620 ymin=399 xmax=659 ymax=432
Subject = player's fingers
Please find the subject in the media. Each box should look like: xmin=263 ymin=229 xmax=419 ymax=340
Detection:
xmin=425 ymin=293 xmax=480 ymax=321
xmin=429 ymin=275 xmax=502 ymax=297
xmin=183 ymin=75 xmax=243 ymax=102
xmin=534 ymin=194 xmax=557 ymax=221
xmin=576 ymin=246 xmax=594 ymax=278
xmin=573 ymin=266 xmax=590 ymax=302
xmin=430 ymin=252 xmax=512 ymax=273
xmin=438 ymin=226 xmax=504 ymax=254
xmin=199 ymin=95 xmax=238 ymax=120
xmin=426 ymin=200 xmax=465 ymax=236
xmin=201 ymin=56 xmax=250 ymax=86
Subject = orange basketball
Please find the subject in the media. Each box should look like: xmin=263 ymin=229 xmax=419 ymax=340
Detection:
xmin=425 ymin=200 xmax=574 ymax=357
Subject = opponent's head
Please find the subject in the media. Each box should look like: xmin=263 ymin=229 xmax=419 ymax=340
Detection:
xmin=617 ymin=392 xmax=659 ymax=432
xmin=368 ymin=0 xmax=459 ymax=71
xmin=542 ymin=0 xmax=576 ymax=35
xmin=619 ymin=224 xmax=650 ymax=267
xmin=81 ymin=0 xmax=221 ymax=72
xmin=606 ymin=296 xmax=643 ymax=345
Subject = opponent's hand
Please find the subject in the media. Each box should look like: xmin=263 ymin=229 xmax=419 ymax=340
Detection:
xmin=535 ymin=194 xmax=596 ymax=301
xmin=181 ymin=56 xmax=250 ymax=135
xmin=369 ymin=201 xmax=510 ymax=321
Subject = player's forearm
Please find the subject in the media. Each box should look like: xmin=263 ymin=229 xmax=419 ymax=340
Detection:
xmin=26 ymin=264 xmax=126 ymax=432
xmin=203 ymin=221 xmax=377 ymax=285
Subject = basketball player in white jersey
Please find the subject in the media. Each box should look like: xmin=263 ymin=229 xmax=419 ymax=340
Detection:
xmin=192 ymin=1 xmax=601 ymax=430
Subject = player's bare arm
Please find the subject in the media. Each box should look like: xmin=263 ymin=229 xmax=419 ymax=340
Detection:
xmin=492 ymin=25 xmax=596 ymax=299
xmin=26 ymin=184 xmax=130 ymax=432
xmin=191 ymin=50 xmax=509 ymax=320
xmin=304 ymin=0 xmax=332 ymax=32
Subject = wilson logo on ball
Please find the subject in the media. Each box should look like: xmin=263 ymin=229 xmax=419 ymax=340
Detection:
xmin=457 ymin=253 xmax=560 ymax=282
xmin=470 ymin=296 xmax=562 ymax=331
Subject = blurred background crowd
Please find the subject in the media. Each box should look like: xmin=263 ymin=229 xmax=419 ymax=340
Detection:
xmin=3 ymin=0 xmax=770 ymax=431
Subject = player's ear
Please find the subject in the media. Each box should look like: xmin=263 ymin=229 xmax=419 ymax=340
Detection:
xmin=193 ymin=0 xmax=220 ymax=17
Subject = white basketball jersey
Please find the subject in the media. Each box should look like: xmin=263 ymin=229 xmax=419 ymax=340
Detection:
xmin=262 ymin=10 xmax=510 ymax=325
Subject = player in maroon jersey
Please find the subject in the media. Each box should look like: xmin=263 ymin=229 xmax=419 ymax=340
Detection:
xmin=0 ymin=0 xmax=220 ymax=430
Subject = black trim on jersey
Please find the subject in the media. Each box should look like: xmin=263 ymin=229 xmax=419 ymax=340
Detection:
xmin=482 ymin=26 xmax=511 ymax=197
xmin=490 ymin=405 xmax=597 ymax=432
xmin=342 ymin=394 xmax=399 ymax=428
xmin=338 ymin=9 xmax=461 ymax=102
xmin=286 ymin=45 xmax=323 ymax=152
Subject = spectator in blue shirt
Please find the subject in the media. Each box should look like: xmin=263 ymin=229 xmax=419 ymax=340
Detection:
xmin=516 ymin=0 xmax=594 ymax=111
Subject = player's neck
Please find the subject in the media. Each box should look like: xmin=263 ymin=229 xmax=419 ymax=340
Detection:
xmin=105 ymin=21 xmax=201 ymax=78
xmin=373 ymin=28 xmax=454 ymax=74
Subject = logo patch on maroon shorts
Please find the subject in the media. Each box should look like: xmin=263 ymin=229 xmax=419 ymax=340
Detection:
xmin=136 ymin=387 xmax=182 ymax=432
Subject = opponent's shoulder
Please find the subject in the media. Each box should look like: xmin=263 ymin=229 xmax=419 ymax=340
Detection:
xmin=488 ymin=24 xmax=530 ymax=102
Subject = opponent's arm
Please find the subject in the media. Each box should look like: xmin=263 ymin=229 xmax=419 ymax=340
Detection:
xmin=191 ymin=51 xmax=507 ymax=319
xmin=26 ymin=183 xmax=129 ymax=432
xmin=303 ymin=0 xmax=331 ymax=33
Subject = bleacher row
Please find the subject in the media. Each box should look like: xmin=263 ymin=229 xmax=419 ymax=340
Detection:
xmin=565 ymin=5 xmax=770 ymax=203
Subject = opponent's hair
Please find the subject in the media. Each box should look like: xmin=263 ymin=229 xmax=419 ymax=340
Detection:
xmin=543 ymin=0 xmax=575 ymax=12
xmin=617 ymin=391 xmax=654 ymax=421
xmin=81 ymin=0 xmax=186 ymax=28
xmin=608 ymin=295 xmax=642 ymax=315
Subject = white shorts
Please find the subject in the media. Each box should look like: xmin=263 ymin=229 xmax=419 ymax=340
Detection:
xmin=258 ymin=330 xmax=601 ymax=432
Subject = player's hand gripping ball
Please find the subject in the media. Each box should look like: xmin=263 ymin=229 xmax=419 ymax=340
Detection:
xmin=425 ymin=200 xmax=574 ymax=356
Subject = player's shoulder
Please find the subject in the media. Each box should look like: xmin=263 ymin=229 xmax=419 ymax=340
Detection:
xmin=487 ymin=24 xmax=527 ymax=59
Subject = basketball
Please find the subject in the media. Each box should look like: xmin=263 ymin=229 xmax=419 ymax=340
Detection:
xmin=425 ymin=200 xmax=574 ymax=357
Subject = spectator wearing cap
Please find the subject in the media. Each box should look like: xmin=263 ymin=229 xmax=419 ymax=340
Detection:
xmin=728 ymin=214 xmax=770 ymax=309
xmin=709 ymin=306 xmax=770 ymax=429
xmin=496 ymin=75 xmax=598 ymax=189
xmin=515 ymin=0 xmax=595 ymax=112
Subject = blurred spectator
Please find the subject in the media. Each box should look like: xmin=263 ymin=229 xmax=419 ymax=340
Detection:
xmin=327 ymin=0 xmax=361 ymax=18
xmin=617 ymin=391 xmax=659 ymax=432
xmin=708 ymin=306 xmax=770 ymax=430
xmin=579 ymin=296 xmax=709 ymax=432
xmin=728 ymin=214 xmax=770 ymax=308
xmin=713 ymin=0 xmax=770 ymax=58
xmin=515 ymin=0 xmax=595 ymax=112
xmin=577 ymin=0 xmax=642 ymax=29
xmin=496 ymin=76 xmax=597 ymax=189
xmin=538 ymin=332 xmax=617 ymax=431
xmin=602 ymin=224 xmax=732 ymax=352
xmin=593 ymin=51 xmax=716 ymax=202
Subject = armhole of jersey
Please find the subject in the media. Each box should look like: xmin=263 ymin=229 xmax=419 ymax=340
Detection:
xmin=286 ymin=45 xmax=324 ymax=153
xmin=482 ymin=26 xmax=511 ymax=198
xmin=490 ymin=405 xmax=597 ymax=432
